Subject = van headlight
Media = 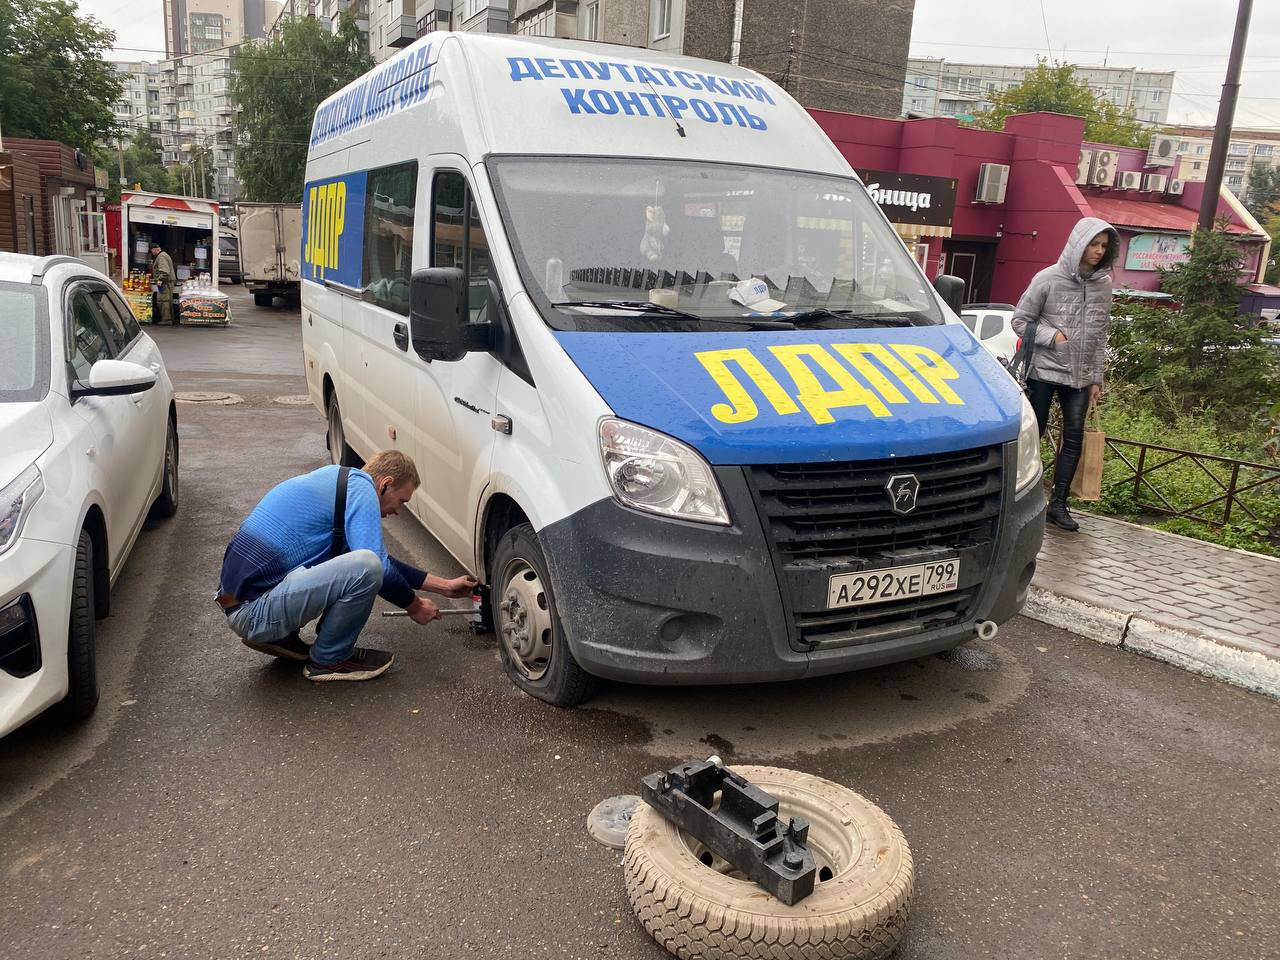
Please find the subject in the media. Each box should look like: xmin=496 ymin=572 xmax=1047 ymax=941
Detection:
xmin=1014 ymin=395 xmax=1043 ymax=494
xmin=0 ymin=465 xmax=45 ymax=556
xmin=598 ymin=419 xmax=730 ymax=525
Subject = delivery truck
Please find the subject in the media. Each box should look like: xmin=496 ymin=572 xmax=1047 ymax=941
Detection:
xmin=302 ymin=32 xmax=1047 ymax=707
xmin=236 ymin=202 xmax=302 ymax=307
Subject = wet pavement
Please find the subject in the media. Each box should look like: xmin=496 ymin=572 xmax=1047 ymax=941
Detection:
xmin=1 ymin=285 xmax=1277 ymax=960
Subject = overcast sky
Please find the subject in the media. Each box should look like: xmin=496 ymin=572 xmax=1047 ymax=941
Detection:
xmin=79 ymin=0 xmax=1280 ymax=128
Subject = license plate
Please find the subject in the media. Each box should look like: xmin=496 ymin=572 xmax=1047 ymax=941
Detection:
xmin=827 ymin=559 xmax=960 ymax=609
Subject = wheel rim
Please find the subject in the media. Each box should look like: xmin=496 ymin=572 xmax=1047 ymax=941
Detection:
xmin=497 ymin=557 xmax=554 ymax=681
xmin=327 ymin=401 xmax=344 ymax=465
xmin=678 ymin=786 xmax=859 ymax=887
xmin=165 ymin=426 xmax=178 ymax=501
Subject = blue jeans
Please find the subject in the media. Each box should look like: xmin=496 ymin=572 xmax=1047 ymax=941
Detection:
xmin=226 ymin=550 xmax=383 ymax=665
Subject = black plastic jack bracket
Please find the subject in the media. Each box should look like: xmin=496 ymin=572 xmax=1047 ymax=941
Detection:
xmin=641 ymin=758 xmax=816 ymax=905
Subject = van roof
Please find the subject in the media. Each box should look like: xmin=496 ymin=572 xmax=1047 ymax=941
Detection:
xmin=309 ymin=32 xmax=851 ymax=177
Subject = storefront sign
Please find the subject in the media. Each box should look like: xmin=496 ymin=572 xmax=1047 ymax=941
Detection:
xmin=855 ymin=168 xmax=957 ymax=229
xmin=1125 ymin=232 xmax=1191 ymax=271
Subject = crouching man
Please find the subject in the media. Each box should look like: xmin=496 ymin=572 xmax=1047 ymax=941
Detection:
xmin=216 ymin=451 xmax=477 ymax=681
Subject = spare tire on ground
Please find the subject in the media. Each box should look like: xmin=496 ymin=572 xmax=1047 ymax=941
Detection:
xmin=623 ymin=765 xmax=913 ymax=960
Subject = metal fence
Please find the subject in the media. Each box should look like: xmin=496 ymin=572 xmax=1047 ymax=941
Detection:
xmin=1044 ymin=429 xmax=1280 ymax=529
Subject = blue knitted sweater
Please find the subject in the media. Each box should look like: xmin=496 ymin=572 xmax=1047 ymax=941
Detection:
xmin=219 ymin=465 xmax=426 ymax=607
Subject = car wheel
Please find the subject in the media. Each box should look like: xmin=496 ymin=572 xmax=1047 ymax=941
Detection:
xmin=624 ymin=765 xmax=915 ymax=960
xmin=149 ymin=415 xmax=179 ymax=520
xmin=62 ymin=530 xmax=100 ymax=721
xmin=253 ymin=292 xmax=272 ymax=307
xmin=492 ymin=522 xmax=597 ymax=708
xmin=325 ymin=392 xmax=361 ymax=467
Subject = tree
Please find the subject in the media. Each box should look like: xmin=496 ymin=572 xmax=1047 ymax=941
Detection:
xmin=0 ymin=0 xmax=123 ymax=150
xmin=1108 ymin=226 xmax=1277 ymax=427
xmin=1244 ymin=164 xmax=1280 ymax=219
xmin=94 ymin=130 xmax=176 ymax=202
xmin=973 ymin=61 xmax=1152 ymax=148
xmin=230 ymin=14 xmax=372 ymax=202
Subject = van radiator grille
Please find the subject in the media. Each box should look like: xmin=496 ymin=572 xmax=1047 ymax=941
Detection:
xmin=746 ymin=446 xmax=1004 ymax=644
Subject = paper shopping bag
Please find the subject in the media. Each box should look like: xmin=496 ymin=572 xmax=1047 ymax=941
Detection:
xmin=1069 ymin=405 xmax=1105 ymax=501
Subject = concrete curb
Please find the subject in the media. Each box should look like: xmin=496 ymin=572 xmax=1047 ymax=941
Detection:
xmin=1024 ymin=585 xmax=1280 ymax=700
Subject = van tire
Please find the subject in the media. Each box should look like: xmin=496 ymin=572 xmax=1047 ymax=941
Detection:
xmin=61 ymin=531 xmax=100 ymax=721
xmin=492 ymin=522 xmax=597 ymax=708
xmin=325 ymin=393 xmax=362 ymax=468
xmin=253 ymin=292 xmax=272 ymax=307
xmin=624 ymin=766 xmax=914 ymax=960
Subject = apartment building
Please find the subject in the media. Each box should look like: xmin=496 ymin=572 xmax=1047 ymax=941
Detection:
xmin=112 ymin=62 xmax=165 ymax=141
xmin=1162 ymin=125 xmax=1280 ymax=203
xmin=903 ymin=59 xmax=1174 ymax=126
xmin=503 ymin=0 xmax=913 ymax=117
xmin=112 ymin=49 xmax=242 ymax=204
xmin=165 ymin=0 xmax=283 ymax=57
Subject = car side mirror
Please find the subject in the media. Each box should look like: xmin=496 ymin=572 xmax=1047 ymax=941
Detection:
xmin=933 ymin=275 xmax=966 ymax=316
xmin=409 ymin=267 xmax=491 ymax=362
xmin=71 ymin=359 xmax=158 ymax=399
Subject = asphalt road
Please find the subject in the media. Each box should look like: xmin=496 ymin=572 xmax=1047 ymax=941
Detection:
xmin=1 ymin=286 xmax=1277 ymax=960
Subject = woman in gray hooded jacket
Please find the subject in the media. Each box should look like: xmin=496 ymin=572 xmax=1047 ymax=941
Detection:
xmin=1011 ymin=216 xmax=1120 ymax=532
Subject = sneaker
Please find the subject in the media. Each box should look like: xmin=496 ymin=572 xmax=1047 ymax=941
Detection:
xmin=303 ymin=646 xmax=394 ymax=682
xmin=1046 ymin=501 xmax=1080 ymax=532
xmin=242 ymin=631 xmax=311 ymax=661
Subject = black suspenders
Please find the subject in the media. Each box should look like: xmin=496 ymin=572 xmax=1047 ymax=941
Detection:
xmin=331 ymin=466 xmax=350 ymax=558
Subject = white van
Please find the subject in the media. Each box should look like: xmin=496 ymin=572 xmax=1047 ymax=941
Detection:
xmin=302 ymin=33 xmax=1046 ymax=706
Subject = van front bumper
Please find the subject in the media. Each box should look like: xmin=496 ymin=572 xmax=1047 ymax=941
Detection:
xmin=538 ymin=448 xmax=1045 ymax=686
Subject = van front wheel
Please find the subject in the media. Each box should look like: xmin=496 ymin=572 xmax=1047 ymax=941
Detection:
xmin=492 ymin=523 xmax=597 ymax=708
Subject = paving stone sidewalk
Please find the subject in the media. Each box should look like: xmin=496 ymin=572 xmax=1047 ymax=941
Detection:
xmin=1024 ymin=510 xmax=1280 ymax=697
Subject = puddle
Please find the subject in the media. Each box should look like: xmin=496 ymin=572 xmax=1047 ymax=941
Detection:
xmin=592 ymin=640 xmax=1030 ymax=759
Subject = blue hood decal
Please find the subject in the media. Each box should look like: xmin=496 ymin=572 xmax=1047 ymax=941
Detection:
xmin=556 ymin=326 xmax=1022 ymax=465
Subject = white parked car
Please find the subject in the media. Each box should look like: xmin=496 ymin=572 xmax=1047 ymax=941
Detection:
xmin=958 ymin=303 xmax=1019 ymax=363
xmin=0 ymin=253 xmax=178 ymax=737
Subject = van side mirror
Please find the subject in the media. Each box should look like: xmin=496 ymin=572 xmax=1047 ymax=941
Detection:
xmin=933 ymin=274 xmax=966 ymax=315
xmin=409 ymin=267 xmax=469 ymax=362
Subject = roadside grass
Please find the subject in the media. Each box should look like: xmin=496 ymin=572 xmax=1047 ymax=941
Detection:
xmin=1043 ymin=386 xmax=1280 ymax=557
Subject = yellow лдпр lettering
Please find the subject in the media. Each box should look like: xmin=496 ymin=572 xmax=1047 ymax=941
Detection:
xmin=306 ymin=180 xmax=348 ymax=279
xmin=768 ymin=344 xmax=891 ymax=423
xmin=695 ymin=348 xmax=800 ymax=424
xmin=890 ymin=344 xmax=963 ymax=405
xmin=330 ymin=181 xmax=346 ymax=269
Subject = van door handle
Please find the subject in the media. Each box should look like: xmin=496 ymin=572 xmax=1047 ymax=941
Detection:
xmin=392 ymin=322 xmax=409 ymax=352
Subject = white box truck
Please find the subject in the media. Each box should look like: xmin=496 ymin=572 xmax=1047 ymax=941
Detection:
xmin=302 ymin=32 xmax=1047 ymax=707
xmin=236 ymin=202 xmax=302 ymax=307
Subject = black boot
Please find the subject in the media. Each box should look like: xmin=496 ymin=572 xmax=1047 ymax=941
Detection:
xmin=1046 ymin=498 xmax=1080 ymax=532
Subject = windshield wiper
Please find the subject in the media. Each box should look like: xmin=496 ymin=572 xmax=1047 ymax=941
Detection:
xmin=782 ymin=309 xmax=918 ymax=328
xmin=554 ymin=300 xmax=795 ymax=330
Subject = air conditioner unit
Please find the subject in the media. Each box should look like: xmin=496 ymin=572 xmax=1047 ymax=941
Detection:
xmin=1167 ymin=178 xmax=1186 ymax=195
xmin=975 ymin=163 xmax=1009 ymax=203
xmin=1076 ymin=149 xmax=1093 ymax=185
xmin=1146 ymin=135 xmax=1179 ymax=167
xmin=1090 ymin=150 xmax=1118 ymax=186
xmin=1143 ymin=174 xmax=1168 ymax=192
xmin=1118 ymin=170 xmax=1143 ymax=190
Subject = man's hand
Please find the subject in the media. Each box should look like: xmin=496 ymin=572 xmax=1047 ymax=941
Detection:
xmin=423 ymin=573 xmax=479 ymax=599
xmin=1089 ymin=384 xmax=1102 ymax=404
xmin=1054 ymin=331 xmax=1068 ymax=344
xmin=406 ymin=595 xmax=441 ymax=624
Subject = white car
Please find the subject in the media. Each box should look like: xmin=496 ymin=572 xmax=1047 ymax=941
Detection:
xmin=958 ymin=303 xmax=1019 ymax=363
xmin=0 ymin=253 xmax=178 ymax=737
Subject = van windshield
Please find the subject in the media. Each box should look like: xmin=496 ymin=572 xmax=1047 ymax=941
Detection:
xmin=487 ymin=156 xmax=943 ymax=332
